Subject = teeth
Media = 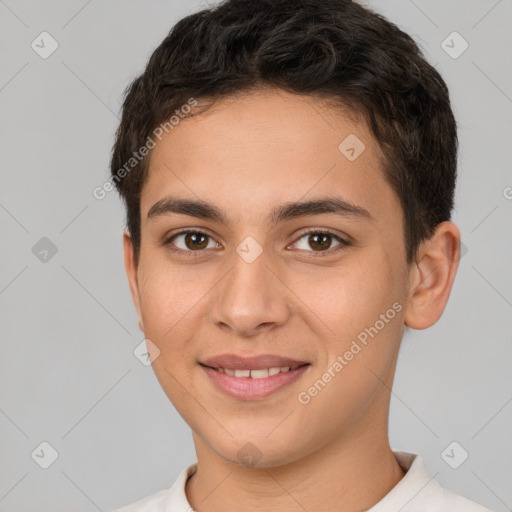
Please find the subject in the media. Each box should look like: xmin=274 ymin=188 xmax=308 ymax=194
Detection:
xmin=216 ymin=366 xmax=297 ymax=378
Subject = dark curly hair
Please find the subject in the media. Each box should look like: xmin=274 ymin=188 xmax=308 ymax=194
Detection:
xmin=109 ymin=0 xmax=458 ymax=266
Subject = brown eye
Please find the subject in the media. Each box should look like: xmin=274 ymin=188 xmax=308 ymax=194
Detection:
xmin=166 ymin=231 xmax=216 ymax=253
xmin=292 ymin=230 xmax=349 ymax=255
xmin=183 ymin=232 xmax=209 ymax=250
xmin=308 ymin=233 xmax=332 ymax=251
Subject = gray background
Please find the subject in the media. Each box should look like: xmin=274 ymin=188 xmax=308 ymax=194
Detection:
xmin=1 ymin=0 xmax=511 ymax=510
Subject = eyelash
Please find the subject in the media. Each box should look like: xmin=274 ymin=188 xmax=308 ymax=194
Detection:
xmin=162 ymin=228 xmax=350 ymax=258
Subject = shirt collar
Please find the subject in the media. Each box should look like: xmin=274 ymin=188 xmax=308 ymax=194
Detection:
xmin=366 ymin=451 xmax=442 ymax=511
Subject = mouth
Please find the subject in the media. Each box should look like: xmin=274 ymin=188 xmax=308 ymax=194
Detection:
xmin=199 ymin=362 xmax=311 ymax=400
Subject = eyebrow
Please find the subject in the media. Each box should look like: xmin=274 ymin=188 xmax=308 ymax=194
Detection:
xmin=147 ymin=195 xmax=374 ymax=226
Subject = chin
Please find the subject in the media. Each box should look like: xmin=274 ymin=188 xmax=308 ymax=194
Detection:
xmin=208 ymin=432 xmax=310 ymax=469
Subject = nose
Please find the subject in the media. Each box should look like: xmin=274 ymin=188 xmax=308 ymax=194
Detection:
xmin=209 ymin=248 xmax=291 ymax=338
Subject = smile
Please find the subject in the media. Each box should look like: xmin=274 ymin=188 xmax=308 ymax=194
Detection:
xmin=200 ymin=363 xmax=311 ymax=399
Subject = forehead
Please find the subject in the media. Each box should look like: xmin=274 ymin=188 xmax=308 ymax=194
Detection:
xmin=140 ymin=88 xmax=400 ymax=230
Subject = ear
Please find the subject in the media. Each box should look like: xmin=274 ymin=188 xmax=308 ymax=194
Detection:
xmin=123 ymin=230 xmax=145 ymax=333
xmin=404 ymin=221 xmax=461 ymax=330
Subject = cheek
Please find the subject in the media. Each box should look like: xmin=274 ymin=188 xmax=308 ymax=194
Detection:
xmin=289 ymin=256 xmax=405 ymax=377
xmin=137 ymin=267 xmax=205 ymax=361
xmin=138 ymin=256 xmax=208 ymax=320
xmin=288 ymin=255 xmax=399 ymax=332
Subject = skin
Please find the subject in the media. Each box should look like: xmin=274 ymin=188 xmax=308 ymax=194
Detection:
xmin=123 ymin=88 xmax=461 ymax=512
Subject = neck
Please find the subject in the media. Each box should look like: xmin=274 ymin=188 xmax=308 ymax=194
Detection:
xmin=185 ymin=416 xmax=405 ymax=512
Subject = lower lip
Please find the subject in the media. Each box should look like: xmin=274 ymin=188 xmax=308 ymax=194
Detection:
xmin=200 ymin=364 xmax=311 ymax=400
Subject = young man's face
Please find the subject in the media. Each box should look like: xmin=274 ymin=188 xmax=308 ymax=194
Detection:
xmin=124 ymin=88 xmax=419 ymax=466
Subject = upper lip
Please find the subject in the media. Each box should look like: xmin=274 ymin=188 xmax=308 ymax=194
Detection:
xmin=200 ymin=353 xmax=309 ymax=370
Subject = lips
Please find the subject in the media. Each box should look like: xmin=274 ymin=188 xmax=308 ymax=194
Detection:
xmin=200 ymin=360 xmax=311 ymax=400
xmin=199 ymin=353 xmax=309 ymax=371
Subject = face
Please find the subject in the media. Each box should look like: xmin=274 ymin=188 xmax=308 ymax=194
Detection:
xmin=124 ymin=88 xmax=415 ymax=467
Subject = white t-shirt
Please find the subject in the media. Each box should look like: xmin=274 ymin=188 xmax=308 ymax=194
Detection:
xmin=113 ymin=451 xmax=493 ymax=511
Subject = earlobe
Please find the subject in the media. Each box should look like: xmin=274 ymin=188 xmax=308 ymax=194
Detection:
xmin=122 ymin=230 xmax=145 ymax=333
xmin=404 ymin=221 xmax=461 ymax=330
